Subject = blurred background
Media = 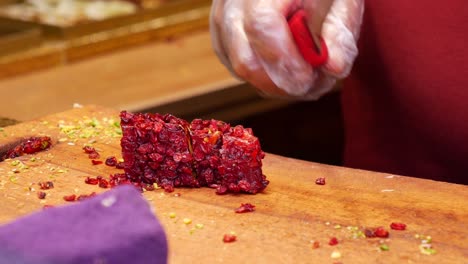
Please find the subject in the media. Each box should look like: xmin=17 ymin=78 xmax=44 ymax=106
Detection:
xmin=0 ymin=0 xmax=343 ymax=166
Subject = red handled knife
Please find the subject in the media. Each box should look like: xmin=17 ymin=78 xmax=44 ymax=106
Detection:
xmin=287 ymin=0 xmax=335 ymax=67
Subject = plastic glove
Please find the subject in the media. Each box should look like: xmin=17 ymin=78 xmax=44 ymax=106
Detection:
xmin=210 ymin=0 xmax=364 ymax=99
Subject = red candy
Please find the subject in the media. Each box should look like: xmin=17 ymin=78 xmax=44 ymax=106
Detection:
xmin=116 ymin=162 xmax=125 ymax=169
xmin=38 ymin=181 xmax=54 ymax=190
xmin=223 ymin=234 xmax=237 ymax=243
xmin=37 ymin=191 xmax=46 ymax=199
xmin=235 ymin=203 xmax=256 ymax=213
xmin=374 ymin=227 xmax=389 ymax=238
xmin=105 ymin=156 xmax=118 ymax=167
xmin=85 ymin=177 xmax=99 ymax=185
xmin=119 ymin=111 xmax=269 ymax=194
xmin=364 ymin=229 xmax=375 ymax=238
xmin=328 ymin=237 xmax=339 ymax=246
xmin=82 ymin=146 xmax=96 ymax=154
xmin=1 ymin=137 xmax=51 ymax=161
xmin=312 ymin=241 xmax=320 ymax=249
xmin=63 ymin=194 xmax=76 ymax=202
xmin=91 ymin=160 xmax=103 ymax=165
xmin=390 ymin=222 xmax=407 ymax=230
xmin=315 ymin=177 xmax=326 ymax=185
xmin=77 ymin=192 xmax=97 ymax=201
xmin=83 ymin=146 xmax=100 ymax=159
xmin=88 ymin=152 xmax=100 ymax=159
xmin=215 ymin=125 xmax=267 ymax=194
xmin=99 ymin=179 xmax=110 ymax=189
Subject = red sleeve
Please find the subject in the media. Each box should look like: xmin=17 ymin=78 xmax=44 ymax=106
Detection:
xmin=342 ymin=0 xmax=468 ymax=184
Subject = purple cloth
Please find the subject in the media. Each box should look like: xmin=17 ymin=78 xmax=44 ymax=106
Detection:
xmin=0 ymin=185 xmax=167 ymax=264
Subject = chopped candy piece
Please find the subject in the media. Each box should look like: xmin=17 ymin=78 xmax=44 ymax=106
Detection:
xmin=329 ymin=237 xmax=339 ymax=246
xmin=119 ymin=111 xmax=268 ymax=194
xmin=120 ymin=112 xmax=197 ymax=192
xmin=105 ymin=156 xmax=118 ymax=167
xmin=92 ymin=160 xmax=103 ymax=165
xmin=82 ymin=146 xmax=96 ymax=154
xmin=38 ymin=181 xmax=54 ymax=190
xmin=223 ymin=233 xmax=237 ymax=243
xmin=63 ymin=194 xmax=76 ymax=202
xmin=364 ymin=229 xmax=375 ymax=238
xmin=235 ymin=203 xmax=256 ymax=213
xmin=85 ymin=177 xmax=99 ymax=185
xmin=390 ymin=222 xmax=407 ymax=230
xmin=315 ymin=177 xmax=326 ymax=185
xmin=1 ymin=137 xmax=52 ymax=161
xmin=37 ymin=192 xmax=46 ymax=199
xmin=374 ymin=227 xmax=389 ymax=238
xmin=311 ymin=241 xmax=320 ymax=249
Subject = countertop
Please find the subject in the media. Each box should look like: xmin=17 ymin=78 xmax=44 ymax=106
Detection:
xmin=0 ymin=105 xmax=466 ymax=263
xmin=0 ymin=30 xmax=242 ymax=121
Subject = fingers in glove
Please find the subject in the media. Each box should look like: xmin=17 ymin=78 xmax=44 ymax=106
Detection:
xmin=210 ymin=0 xmax=240 ymax=78
xmin=306 ymin=0 xmax=364 ymax=78
xmin=218 ymin=0 xmax=291 ymax=98
xmin=243 ymin=0 xmax=317 ymax=96
xmin=302 ymin=74 xmax=337 ymax=100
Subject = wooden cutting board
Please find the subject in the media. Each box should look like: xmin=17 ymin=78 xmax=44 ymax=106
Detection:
xmin=0 ymin=105 xmax=466 ymax=263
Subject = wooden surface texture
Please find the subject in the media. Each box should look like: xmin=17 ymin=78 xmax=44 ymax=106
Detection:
xmin=0 ymin=106 xmax=466 ymax=263
xmin=0 ymin=31 xmax=237 ymax=121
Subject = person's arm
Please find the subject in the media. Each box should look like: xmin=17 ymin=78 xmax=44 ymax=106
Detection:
xmin=210 ymin=0 xmax=364 ymax=99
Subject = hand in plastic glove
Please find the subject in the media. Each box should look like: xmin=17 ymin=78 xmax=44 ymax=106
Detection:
xmin=210 ymin=0 xmax=364 ymax=99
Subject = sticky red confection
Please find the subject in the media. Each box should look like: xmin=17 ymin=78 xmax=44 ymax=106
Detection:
xmin=223 ymin=234 xmax=237 ymax=243
xmin=91 ymin=160 xmax=103 ymax=165
xmin=116 ymin=162 xmax=125 ymax=169
xmin=189 ymin=119 xmax=229 ymax=187
xmin=99 ymin=179 xmax=110 ymax=189
xmin=88 ymin=152 xmax=100 ymax=159
xmin=85 ymin=177 xmax=99 ymax=185
xmin=328 ymin=237 xmax=339 ymax=246
xmin=374 ymin=227 xmax=389 ymax=238
xmin=1 ymin=137 xmax=52 ymax=161
xmin=312 ymin=241 xmax=320 ymax=249
xmin=315 ymin=177 xmax=326 ymax=185
xmin=390 ymin=222 xmax=407 ymax=230
xmin=37 ymin=192 xmax=46 ymax=199
xmin=76 ymin=192 xmax=97 ymax=201
xmin=364 ymin=229 xmax=375 ymax=238
xmin=216 ymin=126 xmax=268 ymax=194
xmin=120 ymin=112 xmax=197 ymax=192
xmin=235 ymin=203 xmax=256 ymax=213
xmin=63 ymin=194 xmax=76 ymax=202
xmin=105 ymin=156 xmax=118 ymax=167
xmin=109 ymin=173 xmax=131 ymax=187
xmin=38 ymin=181 xmax=54 ymax=190
xmin=82 ymin=146 xmax=96 ymax=154
xmin=119 ymin=111 xmax=269 ymax=194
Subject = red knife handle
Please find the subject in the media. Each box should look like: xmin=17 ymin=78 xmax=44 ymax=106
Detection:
xmin=288 ymin=10 xmax=328 ymax=67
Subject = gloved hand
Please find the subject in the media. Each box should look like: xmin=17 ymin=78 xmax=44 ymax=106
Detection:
xmin=210 ymin=0 xmax=364 ymax=99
